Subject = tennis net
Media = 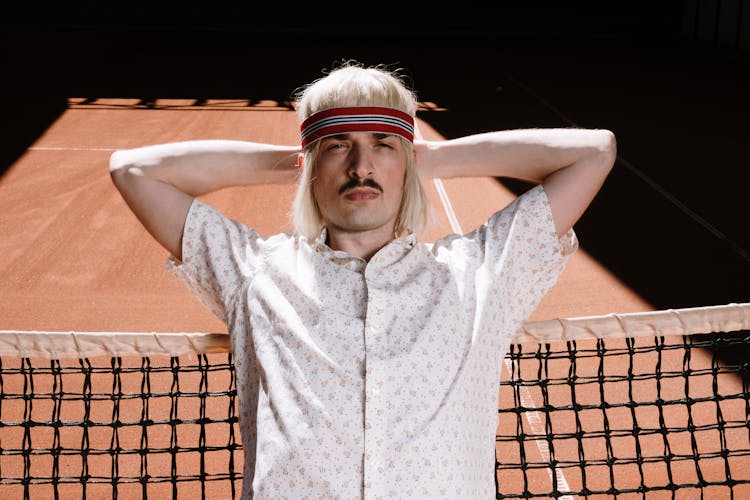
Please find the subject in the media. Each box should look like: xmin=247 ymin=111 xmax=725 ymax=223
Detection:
xmin=1 ymin=303 xmax=748 ymax=499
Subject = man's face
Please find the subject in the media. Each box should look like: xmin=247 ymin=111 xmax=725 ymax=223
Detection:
xmin=313 ymin=132 xmax=407 ymax=236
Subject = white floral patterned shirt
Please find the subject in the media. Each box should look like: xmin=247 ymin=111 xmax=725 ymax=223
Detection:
xmin=167 ymin=184 xmax=577 ymax=499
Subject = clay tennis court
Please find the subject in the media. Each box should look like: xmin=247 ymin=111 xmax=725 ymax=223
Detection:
xmin=1 ymin=97 xmax=748 ymax=498
xmin=0 ymin=94 xmax=644 ymax=482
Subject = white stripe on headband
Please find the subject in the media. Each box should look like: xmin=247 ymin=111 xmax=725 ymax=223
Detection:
xmin=300 ymin=106 xmax=415 ymax=148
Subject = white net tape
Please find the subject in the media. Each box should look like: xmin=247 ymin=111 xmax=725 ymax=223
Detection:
xmin=1 ymin=302 xmax=748 ymax=359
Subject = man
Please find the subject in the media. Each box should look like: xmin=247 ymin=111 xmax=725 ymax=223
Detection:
xmin=110 ymin=62 xmax=615 ymax=499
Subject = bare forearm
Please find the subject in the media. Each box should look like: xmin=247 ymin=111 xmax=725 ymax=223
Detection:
xmin=417 ymin=128 xmax=616 ymax=182
xmin=109 ymin=140 xmax=300 ymax=196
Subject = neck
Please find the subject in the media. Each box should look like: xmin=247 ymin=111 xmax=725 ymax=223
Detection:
xmin=325 ymin=225 xmax=397 ymax=261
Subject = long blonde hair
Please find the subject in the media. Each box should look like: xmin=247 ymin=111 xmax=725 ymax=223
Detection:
xmin=291 ymin=61 xmax=431 ymax=240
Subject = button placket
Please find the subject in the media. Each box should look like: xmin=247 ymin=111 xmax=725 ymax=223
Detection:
xmin=362 ymin=280 xmax=387 ymax=500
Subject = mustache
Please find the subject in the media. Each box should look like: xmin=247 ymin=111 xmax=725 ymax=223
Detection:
xmin=338 ymin=178 xmax=384 ymax=195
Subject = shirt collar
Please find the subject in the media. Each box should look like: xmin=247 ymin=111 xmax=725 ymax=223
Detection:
xmin=313 ymin=227 xmax=417 ymax=270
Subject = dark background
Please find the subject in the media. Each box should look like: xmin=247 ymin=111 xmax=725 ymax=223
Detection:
xmin=1 ymin=0 xmax=749 ymax=312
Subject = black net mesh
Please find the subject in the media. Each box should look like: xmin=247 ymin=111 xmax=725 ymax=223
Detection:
xmin=496 ymin=331 xmax=750 ymax=498
xmin=0 ymin=332 xmax=748 ymax=499
xmin=0 ymin=353 xmax=241 ymax=499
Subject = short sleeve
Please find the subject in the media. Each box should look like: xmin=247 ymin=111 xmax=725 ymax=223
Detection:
xmin=471 ymin=184 xmax=578 ymax=328
xmin=166 ymin=199 xmax=264 ymax=323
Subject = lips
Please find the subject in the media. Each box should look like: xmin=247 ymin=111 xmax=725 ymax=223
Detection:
xmin=343 ymin=188 xmax=380 ymax=201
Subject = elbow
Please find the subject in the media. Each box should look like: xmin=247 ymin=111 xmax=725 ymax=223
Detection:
xmin=596 ymin=129 xmax=617 ymax=171
xmin=109 ymin=149 xmax=131 ymax=174
xmin=109 ymin=151 xmax=127 ymax=186
xmin=602 ymin=129 xmax=617 ymax=155
xmin=108 ymin=150 xmax=141 ymax=190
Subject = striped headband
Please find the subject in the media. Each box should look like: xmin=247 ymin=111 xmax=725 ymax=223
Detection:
xmin=299 ymin=106 xmax=415 ymax=148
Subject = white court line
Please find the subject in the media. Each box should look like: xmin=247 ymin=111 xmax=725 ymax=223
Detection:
xmin=415 ymin=123 xmax=573 ymax=498
xmin=432 ymin=178 xmax=462 ymax=235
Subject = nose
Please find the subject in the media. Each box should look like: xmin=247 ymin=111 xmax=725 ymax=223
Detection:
xmin=346 ymin=147 xmax=374 ymax=179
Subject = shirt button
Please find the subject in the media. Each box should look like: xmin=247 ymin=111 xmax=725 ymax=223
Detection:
xmin=365 ymin=421 xmax=372 ymax=429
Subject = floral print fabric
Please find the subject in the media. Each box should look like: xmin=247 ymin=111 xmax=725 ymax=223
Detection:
xmin=167 ymin=184 xmax=577 ymax=499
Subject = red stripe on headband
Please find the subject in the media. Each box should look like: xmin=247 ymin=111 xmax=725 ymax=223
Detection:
xmin=300 ymin=106 xmax=415 ymax=148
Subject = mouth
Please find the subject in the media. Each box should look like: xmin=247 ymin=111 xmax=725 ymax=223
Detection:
xmin=343 ymin=188 xmax=380 ymax=201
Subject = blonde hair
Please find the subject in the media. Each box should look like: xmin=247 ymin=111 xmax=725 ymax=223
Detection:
xmin=291 ymin=61 xmax=431 ymax=241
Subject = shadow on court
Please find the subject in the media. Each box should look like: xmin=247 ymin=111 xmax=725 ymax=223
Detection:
xmin=0 ymin=97 xmax=67 ymax=177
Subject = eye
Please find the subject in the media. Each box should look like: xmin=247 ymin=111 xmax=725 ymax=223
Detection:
xmin=376 ymin=137 xmax=401 ymax=149
xmin=325 ymin=142 xmax=345 ymax=151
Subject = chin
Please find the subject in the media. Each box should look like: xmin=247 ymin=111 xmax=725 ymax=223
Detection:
xmin=333 ymin=217 xmax=394 ymax=233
